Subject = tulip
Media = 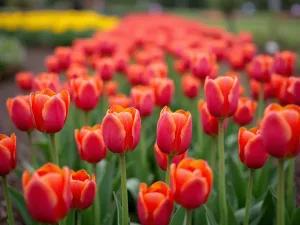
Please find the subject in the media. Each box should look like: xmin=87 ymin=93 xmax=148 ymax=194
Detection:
xmin=70 ymin=170 xmax=96 ymax=210
xmin=250 ymin=79 xmax=274 ymax=101
xmin=226 ymin=47 xmax=246 ymax=70
xmin=127 ymin=64 xmax=146 ymax=86
xmin=204 ymin=75 xmax=239 ymax=118
xmin=181 ymin=74 xmax=201 ymax=99
xmin=108 ymin=93 xmax=131 ymax=108
xmin=33 ymin=73 xmax=60 ymax=92
xmin=55 ymin=47 xmax=71 ymax=70
xmin=130 ymin=85 xmax=155 ymax=117
xmin=96 ymin=58 xmax=115 ymax=81
xmin=70 ymin=51 xmax=86 ymax=66
xmin=22 ymin=163 xmax=71 ymax=223
xmin=6 ymin=95 xmax=34 ymax=132
xmin=0 ymin=133 xmax=16 ymax=176
xmin=287 ymin=76 xmax=300 ymax=106
xmin=138 ymin=181 xmax=174 ymax=225
xmin=114 ymin=53 xmax=129 ymax=74
xmin=151 ymin=77 xmax=174 ymax=107
xmin=190 ymin=51 xmax=216 ymax=80
xmin=233 ymin=98 xmax=257 ymax=126
xmin=144 ymin=62 xmax=168 ymax=79
xmin=173 ymin=59 xmax=189 ymax=74
xmin=15 ymin=71 xmax=34 ymax=91
xmin=274 ymin=51 xmax=296 ymax=77
xmin=75 ymin=125 xmax=107 ymax=163
xmin=45 ymin=55 xmax=60 ymax=73
xmin=247 ymin=55 xmax=274 ymax=83
xmin=154 ymin=143 xmax=187 ymax=171
xmin=66 ymin=66 xmax=88 ymax=80
xmin=170 ymin=158 xmax=213 ymax=210
xmin=70 ymin=76 xmax=103 ymax=111
xmin=104 ymin=80 xmax=118 ymax=96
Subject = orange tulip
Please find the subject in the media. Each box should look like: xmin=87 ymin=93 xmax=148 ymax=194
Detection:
xmin=138 ymin=181 xmax=174 ymax=225
xmin=226 ymin=47 xmax=246 ymax=70
xmin=70 ymin=170 xmax=96 ymax=210
xmin=33 ymin=73 xmax=60 ymax=92
xmin=260 ymin=104 xmax=300 ymax=158
xmin=22 ymin=163 xmax=71 ymax=223
xmin=70 ymin=76 xmax=103 ymax=111
xmin=181 ymin=74 xmax=201 ymax=99
xmin=130 ymin=85 xmax=155 ymax=117
xmin=15 ymin=71 xmax=34 ymax=91
xmin=233 ymin=97 xmax=257 ymax=126
xmin=6 ymin=95 xmax=34 ymax=131
xmin=108 ymin=93 xmax=131 ymax=108
xmin=274 ymin=51 xmax=296 ymax=77
xmin=170 ymin=158 xmax=213 ymax=209
xmin=190 ymin=51 xmax=216 ymax=80
xmin=151 ymin=77 xmax=174 ymax=107
xmin=238 ymin=127 xmax=269 ymax=169
xmin=102 ymin=105 xmax=141 ymax=153
xmin=156 ymin=106 xmax=192 ymax=156
xmin=104 ymin=80 xmax=118 ymax=96
xmin=96 ymin=58 xmax=115 ymax=81
xmin=45 ymin=55 xmax=60 ymax=73
xmin=75 ymin=125 xmax=107 ymax=163
xmin=30 ymin=89 xmax=70 ymax=133
xmin=248 ymin=55 xmax=274 ymax=82
xmin=0 ymin=133 xmax=16 ymax=176
xmin=204 ymin=75 xmax=239 ymax=118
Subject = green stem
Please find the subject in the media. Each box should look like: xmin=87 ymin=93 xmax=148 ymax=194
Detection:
xmin=210 ymin=136 xmax=216 ymax=168
xmin=218 ymin=118 xmax=227 ymax=225
xmin=93 ymin=164 xmax=100 ymax=225
xmin=165 ymin=155 xmax=172 ymax=186
xmin=287 ymin=158 xmax=295 ymax=214
xmin=75 ymin=210 xmax=81 ymax=225
xmin=50 ymin=133 xmax=59 ymax=165
xmin=120 ymin=154 xmax=129 ymax=225
xmin=277 ymin=159 xmax=285 ymax=225
xmin=257 ymin=82 xmax=264 ymax=120
xmin=244 ymin=170 xmax=254 ymax=225
xmin=140 ymin=122 xmax=148 ymax=183
xmin=197 ymin=88 xmax=204 ymax=158
xmin=2 ymin=176 xmax=14 ymax=225
xmin=186 ymin=209 xmax=192 ymax=225
xmin=84 ymin=111 xmax=89 ymax=126
xmin=27 ymin=131 xmax=37 ymax=168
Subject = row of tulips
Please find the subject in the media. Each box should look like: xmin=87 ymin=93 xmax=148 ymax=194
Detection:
xmin=1 ymin=12 xmax=300 ymax=225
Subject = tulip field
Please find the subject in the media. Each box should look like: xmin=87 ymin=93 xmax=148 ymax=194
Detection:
xmin=1 ymin=12 xmax=300 ymax=225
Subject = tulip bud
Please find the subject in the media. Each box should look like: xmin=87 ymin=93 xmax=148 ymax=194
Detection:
xmin=45 ymin=55 xmax=60 ymax=73
xmin=33 ymin=73 xmax=60 ymax=92
xmin=15 ymin=71 xmax=34 ymax=91
xmin=151 ymin=77 xmax=174 ymax=107
xmin=70 ymin=170 xmax=96 ymax=210
xmin=108 ymin=93 xmax=131 ymax=108
xmin=104 ymin=80 xmax=118 ymax=96
xmin=248 ymin=55 xmax=274 ymax=82
xmin=154 ymin=143 xmax=187 ymax=171
xmin=0 ymin=133 xmax=16 ymax=176
xmin=138 ymin=182 xmax=174 ymax=225
xmin=233 ymin=97 xmax=257 ymax=126
xmin=238 ymin=127 xmax=269 ymax=169
xmin=22 ymin=164 xmax=71 ymax=223
xmin=274 ymin=51 xmax=296 ymax=77
xmin=102 ymin=105 xmax=141 ymax=153
xmin=70 ymin=76 xmax=103 ymax=111
xmin=130 ymin=86 xmax=155 ymax=117
xmin=181 ymin=74 xmax=201 ymax=99
xmin=204 ymin=75 xmax=239 ymax=118
xmin=157 ymin=107 xmax=192 ymax=156
xmin=260 ymin=104 xmax=300 ymax=158
xmin=75 ymin=125 xmax=107 ymax=163
xmin=170 ymin=158 xmax=213 ymax=209
xmin=7 ymin=95 xmax=34 ymax=131
xmin=96 ymin=58 xmax=115 ymax=81
xmin=30 ymin=88 xmax=70 ymax=133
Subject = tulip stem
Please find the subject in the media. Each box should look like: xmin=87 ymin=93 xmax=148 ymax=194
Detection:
xmin=49 ymin=133 xmax=59 ymax=165
xmin=218 ymin=118 xmax=227 ymax=225
xmin=277 ymin=159 xmax=285 ymax=225
xmin=287 ymin=158 xmax=295 ymax=215
xmin=75 ymin=210 xmax=81 ymax=225
xmin=120 ymin=154 xmax=129 ymax=225
xmin=197 ymin=88 xmax=204 ymax=157
xmin=244 ymin=170 xmax=254 ymax=225
xmin=2 ymin=176 xmax=14 ymax=225
xmin=27 ymin=131 xmax=38 ymax=168
xmin=186 ymin=209 xmax=192 ymax=225
xmin=93 ymin=164 xmax=100 ymax=225
xmin=140 ymin=123 xmax=148 ymax=183
xmin=210 ymin=136 xmax=216 ymax=169
xmin=83 ymin=111 xmax=89 ymax=126
xmin=165 ymin=155 xmax=172 ymax=185
xmin=257 ymin=82 xmax=264 ymax=120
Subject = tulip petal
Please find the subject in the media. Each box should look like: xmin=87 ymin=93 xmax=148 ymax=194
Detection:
xmin=244 ymin=135 xmax=268 ymax=169
xmin=153 ymin=198 xmax=174 ymax=225
xmin=58 ymin=90 xmax=70 ymax=115
xmin=0 ymin=145 xmax=12 ymax=176
xmin=22 ymin=170 xmax=31 ymax=189
xmin=178 ymin=112 xmax=192 ymax=155
xmin=228 ymin=77 xmax=240 ymax=116
xmin=80 ymin=180 xmax=96 ymax=209
xmin=82 ymin=132 xmax=106 ymax=163
xmin=76 ymin=82 xmax=99 ymax=110
xmin=9 ymin=97 xmax=33 ymax=131
xmin=131 ymin=110 xmax=141 ymax=150
xmin=30 ymin=93 xmax=50 ymax=132
xmin=205 ymin=78 xmax=224 ymax=117
xmin=157 ymin=112 xmax=176 ymax=154
xmin=137 ymin=187 xmax=149 ymax=225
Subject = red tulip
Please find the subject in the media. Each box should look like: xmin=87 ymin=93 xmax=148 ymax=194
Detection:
xmin=114 ymin=53 xmax=129 ymax=73
xmin=102 ymin=105 xmax=141 ymax=153
xmin=70 ymin=76 xmax=103 ymax=111
xmin=108 ymin=93 xmax=131 ymax=108
xmin=66 ymin=66 xmax=88 ymax=80
xmin=250 ymin=79 xmax=274 ymax=101
xmin=138 ymin=181 xmax=174 ymax=225
xmin=274 ymin=51 xmax=296 ymax=76
xmin=181 ymin=74 xmax=201 ymax=99
xmin=30 ymin=89 xmax=70 ymax=133
xmin=204 ymin=75 xmax=239 ymax=118
xmin=238 ymin=127 xmax=269 ymax=169
xmin=45 ymin=55 xmax=60 ymax=73
xmin=54 ymin=47 xmax=71 ymax=70
xmin=127 ymin=64 xmax=146 ymax=86
xmin=70 ymin=170 xmax=96 ymax=210
xmin=226 ymin=47 xmax=246 ymax=70
xmin=287 ymin=77 xmax=300 ymax=106
xmin=190 ymin=51 xmax=216 ymax=80
xmin=70 ymin=51 xmax=86 ymax=67
xmin=104 ymin=80 xmax=118 ymax=96
xmin=0 ymin=133 xmax=16 ymax=176
xmin=7 ymin=95 xmax=34 ymax=131
xmin=151 ymin=77 xmax=174 ymax=107
xmin=170 ymin=158 xmax=213 ymax=209
xmin=248 ymin=55 xmax=274 ymax=82
xmin=144 ymin=62 xmax=168 ymax=79
xmin=75 ymin=125 xmax=107 ymax=163
xmin=233 ymin=97 xmax=257 ymax=126
xmin=130 ymin=85 xmax=155 ymax=117
xmin=154 ymin=143 xmax=187 ymax=171
xmin=96 ymin=58 xmax=115 ymax=81
xmin=260 ymin=104 xmax=300 ymax=158
xmin=33 ymin=73 xmax=60 ymax=92
xmin=15 ymin=71 xmax=34 ymax=91
xmin=156 ymin=106 xmax=192 ymax=156
xmin=22 ymin=163 xmax=71 ymax=223
xmin=173 ymin=59 xmax=189 ymax=74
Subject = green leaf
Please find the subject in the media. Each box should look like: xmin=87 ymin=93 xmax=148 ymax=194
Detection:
xmin=8 ymin=186 xmax=38 ymax=225
xmin=113 ymin=192 xmax=122 ymax=225
xmin=227 ymin=201 xmax=238 ymax=225
xmin=289 ymin=208 xmax=300 ymax=225
xmin=194 ymin=206 xmax=207 ymax=225
xmin=204 ymin=205 xmax=218 ymax=225
xmin=127 ymin=178 xmax=140 ymax=201
xmin=254 ymin=189 xmax=276 ymax=225
xmin=170 ymin=206 xmax=186 ymax=225
xmin=235 ymin=201 xmax=262 ymax=224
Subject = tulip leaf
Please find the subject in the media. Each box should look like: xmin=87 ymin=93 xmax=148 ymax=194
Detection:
xmin=194 ymin=206 xmax=207 ymax=225
xmin=227 ymin=200 xmax=238 ymax=225
xmin=204 ymin=205 xmax=218 ymax=225
xmin=289 ymin=208 xmax=300 ymax=225
xmin=113 ymin=192 xmax=123 ymax=225
xmin=235 ymin=200 xmax=262 ymax=223
xmin=127 ymin=178 xmax=140 ymax=201
xmin=8 ymin=186 xmax=38 ymax=225
xmin=14 ymin=167 xmax=23 ymax=179
xmin=170 ymin=206 xmax=186 ymax=225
